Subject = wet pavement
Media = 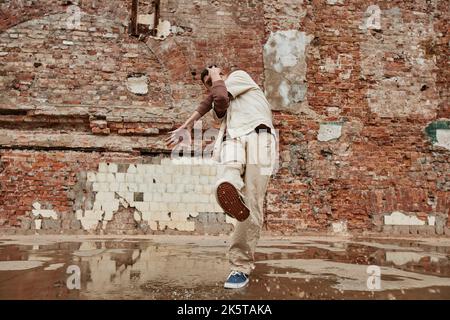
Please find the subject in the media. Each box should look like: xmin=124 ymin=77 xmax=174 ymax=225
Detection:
xmin=0 ymin=235 xmax=449 ymax=300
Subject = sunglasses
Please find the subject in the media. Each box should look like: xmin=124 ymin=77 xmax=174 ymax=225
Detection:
xmin=208 ymin=65 xmax=218 ymax=68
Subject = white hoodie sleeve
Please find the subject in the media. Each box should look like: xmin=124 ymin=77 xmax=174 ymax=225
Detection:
xmin=224 ymin=70 xmax=257 ymax=99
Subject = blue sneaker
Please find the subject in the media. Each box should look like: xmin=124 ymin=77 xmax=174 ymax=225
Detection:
xmin=224 ymin=271 xmax=249 ymax=289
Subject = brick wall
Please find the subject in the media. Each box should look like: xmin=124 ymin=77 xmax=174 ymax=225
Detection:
xmin=0 ymin=0 xmax=449 ymax=235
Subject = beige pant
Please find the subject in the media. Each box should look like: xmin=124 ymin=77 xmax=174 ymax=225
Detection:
xmin=215 ymin=130 xmax=276 ymax=274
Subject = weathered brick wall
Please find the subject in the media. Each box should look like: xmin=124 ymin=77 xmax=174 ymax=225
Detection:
xmin=262 ymin=0 xmax=449 ymax=234
xmin=0 ymin=0 xmax=449 ymax=235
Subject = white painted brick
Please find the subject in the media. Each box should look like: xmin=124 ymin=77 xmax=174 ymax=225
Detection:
xmin=108 ymin=163 xmax=118 ymax=173
xmin=151 ymin=211 xmax=170 ymax=221
xmin=149 ymin=202 xmax=160 ymax=211
xmin=153 ymin=165 xmax=163 ymax=175
xmin=109 ymin=182 xmax=119 ymax=192
xmin=196 ymin=203 xmax=207 ymax=212
xmin=106 ymin=173 xmax=115 ymax=182
xmin=199 ymin=176 xmax=209 ymax=185
xmin=210 ymin=166 xmax=217 ymax=176
xmin=182 ymin=193 xmax=194 ymax=203
xmin=93 ymin=201 xmax=102 ymax=210
xmin=156 ymin=184 xmax=167 ymax=193
xmin=98 ymin=163 xmax=108 ymax=173
xmin=174 ymin=202 xmax=187 ymax=212
xmin=146 ymin=165 xmax=155 ymax=174
xmin=103 ymin=210 xmax=114 ymax=221
xmin=118 ymin=183 xmax=128 ymax=192
xmin=168 ymin=202 xmax=178 ymax=212
xmin=192 ymin=166 xmax=201 ymax=175
xmin=96 ymin=173 xmax=106 ymax=182
xmin=200 ymin=166 xmax=210 ymax=176
xmin=166 ymin=184 xmax=176 ymax=193
xmin=125 ymin=173 xmax=135 ymax=183
xmin=143 ymin=193 xmax=153 ymax=202
xmin=92 ymin=182 xmax=100 ymax=192
xmin=169 ymin=164 xmax=180 ymax=175
xmin=204 ymin=185 xmax=212 ymax=194
xmin=171 ymin=193 xmax=181 ymax=203
xmin=142 ymin=211 xmax=151 ymax=221
xmin=162 ymin=193 xmax=173 ymax=203
xmin=200 ymin=194 xmax=210 ymax=203
xmin=127 ymin=164 xmax=137 ymax=174
xmin=191 ymin=176 xmax=199 ymax=184
xmin=127 ymin=183 xmax=138 ymax=192
xmin=171 ymin=212 xmax=191 ymax=221
xmin=175 ymin=221 xmax=195 ymax=231
xmin=159 ymin=202 xmax=168 ymax=211
xmin=164 ymin=165 xmax=174 ymax=174
xmin=209 ymin=176 xmax=216 ymax=184
xmin=185 ymin=184 xmax=195 ymax=192
xmin=115 ymin=173 xmax=125 ymax=182
xmin=87 ymin=172 xmax=96 ymax=182
xmin=186 ymin=203 xmax=197 ymax=212
xmin=136 ymin=164 xmax=146 ymax=175
xmin=161 ymin=158 xmax=172 ymax=165
xmin=135 ymin=174 xmax=144 ymax=184
xmin=138 ymin=183 xmax=147 ymax=192
xmin=133 ymin=211 xmax=141 ymax=221
xmin=93 ymin=210 xmax=104 ymax=219
xmin=96 ymin=191 xmax=114 ymax=201
xmin=160 ymin=175 xmax=172 ymax=184
xmin=153 ymin=193 xmax=162 ymax=202
xmin=111 ymin=200 xmax=119 ymax=211
xmin=195 ymin=185 xmax=203 ymax=193
xmin=175 ymin=184 xmax=184 ymax=193
xmin=172 ymin=176 xmax=182 ymax=184
xmin=135 ymin=202 xmax=149 ymax=212
xmin=123 ymin=191 xmax=134 ymax=202
xmin=98 ymin=182 xmax=109 ymax=192
xmin=181 ymin=165 xmax=191 ymax=175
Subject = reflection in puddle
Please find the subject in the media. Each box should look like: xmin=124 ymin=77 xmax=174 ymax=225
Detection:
xmin=0 ymin=236 xmax=449 ymax=299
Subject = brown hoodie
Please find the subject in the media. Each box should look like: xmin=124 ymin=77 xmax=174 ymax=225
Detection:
xmin=195 ymin=80 xmax=229 ymax=119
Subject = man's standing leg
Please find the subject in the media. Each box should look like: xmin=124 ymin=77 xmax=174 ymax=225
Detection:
xmin=229 ymin=130 xmax=275 ymax=275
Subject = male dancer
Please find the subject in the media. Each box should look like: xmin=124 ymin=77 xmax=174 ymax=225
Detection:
xmin=167 ymin=66 xmax=276 ymax=289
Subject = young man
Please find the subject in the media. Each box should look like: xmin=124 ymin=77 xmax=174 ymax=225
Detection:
xmin=166 ymin=66 xmax=277 ymax=289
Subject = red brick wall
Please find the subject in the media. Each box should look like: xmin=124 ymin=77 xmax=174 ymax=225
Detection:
xmin=0 ymin=0 xmax=449 ymax=234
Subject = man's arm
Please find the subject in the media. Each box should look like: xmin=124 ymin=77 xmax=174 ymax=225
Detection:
xmin=166 ymin=84 xmax=226 ymax=147
xmin=165 ymin=96 xmax=210 ymax=147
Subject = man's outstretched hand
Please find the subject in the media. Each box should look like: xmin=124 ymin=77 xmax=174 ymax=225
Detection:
xmin=165 ymin=124 xmax=192 ymax=149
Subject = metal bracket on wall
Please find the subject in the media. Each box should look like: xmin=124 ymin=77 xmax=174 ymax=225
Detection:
xmin=129 ymin=0 xmax=160 ymax=37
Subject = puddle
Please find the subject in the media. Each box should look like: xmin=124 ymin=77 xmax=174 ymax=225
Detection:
xmin=0 ymin=235 xmax=449 ymax=299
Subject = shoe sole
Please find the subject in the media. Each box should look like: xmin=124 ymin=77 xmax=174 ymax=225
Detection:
xmin=216 ymin=182 xmax=250 ymax=222
xmin=224 ymin=278 xmax=249 ymax=289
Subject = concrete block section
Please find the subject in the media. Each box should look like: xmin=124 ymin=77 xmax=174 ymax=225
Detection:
xmin=384 ymin=211 xmax=425 ymax=226
xmin=263 ymin=30 xmax=313 ymax=111
xmin=318 ymin=122 xmax=343 ymax=142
